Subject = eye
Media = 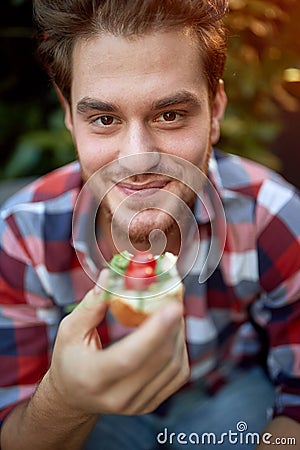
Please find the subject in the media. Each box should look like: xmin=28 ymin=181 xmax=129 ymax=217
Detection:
xmin=156 ymin=111 xmax=182 ymax=123
xmin=163 ymin=111 xmax=178 ymax=121
xmin=93 ymin=115 xmax=119 ymax=126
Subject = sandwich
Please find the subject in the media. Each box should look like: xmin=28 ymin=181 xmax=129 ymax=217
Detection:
xmin=105 ymin=250 xmax=184 ymax=327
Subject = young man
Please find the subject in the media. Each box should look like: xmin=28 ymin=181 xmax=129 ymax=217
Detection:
xmin=1 ymin=1 xmax=300 ymax=449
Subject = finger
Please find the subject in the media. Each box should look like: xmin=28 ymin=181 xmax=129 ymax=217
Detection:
xmin=134 ymin=337 xmax=190 ymax=414
xmin=112 ymin=301 xmax=182 ymax=361
xmin=116 ymin=320 xmax=189 ymax=414
xmin=63 ymin=269 xmax=110 ymax=338
xmin=95 ymin=316 xmax=189 ymax=414
xmin=97 ymin=301 xmax=184 ymax=383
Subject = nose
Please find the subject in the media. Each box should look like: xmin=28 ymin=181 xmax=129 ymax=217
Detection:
xmin=118 ymin=121 xmax=160 ymax=173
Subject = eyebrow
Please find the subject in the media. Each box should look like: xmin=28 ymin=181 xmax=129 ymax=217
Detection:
xmin=77 ymin=97 xmax=119 ymax=114
xmin=151 ymin=91 xmax=201 ymax=110
xmin=76 ymin=90 xmax=201 ymax=114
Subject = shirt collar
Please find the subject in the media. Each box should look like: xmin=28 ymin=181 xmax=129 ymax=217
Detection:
xmin=71 ymin=187 xmax=101 ymax=276
xmin=193 ymin=149 xmax=224 ymax=225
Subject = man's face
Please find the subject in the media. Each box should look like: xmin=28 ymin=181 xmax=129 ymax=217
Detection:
xmin=65 ymin=29 xmax=226 ymax=250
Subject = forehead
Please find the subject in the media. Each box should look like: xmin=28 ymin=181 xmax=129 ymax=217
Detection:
xmin=71 ymin=29 xmax=208 ymax=107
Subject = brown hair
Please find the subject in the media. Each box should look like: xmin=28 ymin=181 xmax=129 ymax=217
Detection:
xmin=33 ymin=0 xmax=228 ymax=104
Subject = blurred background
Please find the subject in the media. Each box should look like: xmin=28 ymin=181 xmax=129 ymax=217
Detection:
xmin=1 ymin=0 xmax=300 ymax=188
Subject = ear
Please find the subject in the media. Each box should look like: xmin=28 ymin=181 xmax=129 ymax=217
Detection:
xmin=211 ymin=79 xmax=227 ymax=145
xmin=53 ymin=84 xmax=74 ymax=134
xmin=64 ymin=101 xmax=74 ymax=134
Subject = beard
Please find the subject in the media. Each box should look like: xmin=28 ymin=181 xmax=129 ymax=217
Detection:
xmin=79 ymin=144 xmax=212 ymax=253
xmin=102 ymin=205 xmax=177 ymax=245
xmin=98 ymin=179 xmax=197 ymax=254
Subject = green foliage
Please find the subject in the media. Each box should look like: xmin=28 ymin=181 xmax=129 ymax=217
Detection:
xmin=220 ymin=0 xmax=300 ymax=170
xmin=0 ymin=0 xmax=75 ymax=179
xmin=0 ymin=0 xmax=299 ymax=178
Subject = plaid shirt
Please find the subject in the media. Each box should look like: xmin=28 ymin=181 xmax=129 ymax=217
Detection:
xmin=1 ymin=149 xmax=300 ymax=427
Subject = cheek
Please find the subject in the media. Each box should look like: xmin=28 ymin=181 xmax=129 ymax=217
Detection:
xmin=75 ymin=135 xmax=117 ymax=177
xmin=170 ymin=129 xmax=211 ymax=168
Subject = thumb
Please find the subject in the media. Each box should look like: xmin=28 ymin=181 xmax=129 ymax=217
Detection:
xmin=70 ymin=269 xmax=109 ymax=335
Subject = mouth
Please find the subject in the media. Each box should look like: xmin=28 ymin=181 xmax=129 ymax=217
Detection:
xmin=115 ymin=178 xmax=172 ymax=197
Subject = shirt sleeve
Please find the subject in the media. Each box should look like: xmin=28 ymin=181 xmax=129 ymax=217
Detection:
xmin=0 ymin=208 xmax=59 ymax=429
xmin=253 ymin=177 xmax=300 ymax=422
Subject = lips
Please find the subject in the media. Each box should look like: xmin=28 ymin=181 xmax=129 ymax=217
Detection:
xmin=116 ymin=178 xmax=171 ymax=197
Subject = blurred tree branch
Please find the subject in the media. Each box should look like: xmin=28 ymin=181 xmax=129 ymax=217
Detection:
xmin=0 ymin=0 xmax=299 ymax=178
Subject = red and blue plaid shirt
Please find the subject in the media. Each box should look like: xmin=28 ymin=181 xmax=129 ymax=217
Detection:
xmin=1 ymin=149 xmax=300 ymax=427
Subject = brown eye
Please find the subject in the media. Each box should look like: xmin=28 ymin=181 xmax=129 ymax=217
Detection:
xmin=162 ymin=111 xmax=178 ymax=122
xmin=99 ymin=115 xmax=115 ymax=125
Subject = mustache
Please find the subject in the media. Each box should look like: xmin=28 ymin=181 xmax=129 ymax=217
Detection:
xmin=108 ymin=167 xmax=205 ymax=194
xmin=86 ymin=152 xmax=208 ymax=194
xmin=104 ymin=165 xmax=200 ymax=186
xmin=110 ymin=167 xmax=181 ymax=183
xmin=100 ymin=153 xmax=185 ymax=182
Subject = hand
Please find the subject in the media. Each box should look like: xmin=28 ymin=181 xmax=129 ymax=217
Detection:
xmin=257 ymin=416 xmax=300 ymax=449
xmin=45 ymin=269 xmax=190 ymax=417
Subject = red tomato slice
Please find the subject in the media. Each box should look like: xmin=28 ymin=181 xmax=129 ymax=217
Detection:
xmin=130 ymin=251 xmax=157 ymax=267
xmin=124 ymin=251 xmax=158 ymax=290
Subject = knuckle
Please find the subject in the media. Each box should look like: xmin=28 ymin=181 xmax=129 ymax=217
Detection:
xmin=181 ymin=361 xmax=191 ymax=383
xmin=115 ymin=353 xmax=135 ymax=374
xmin=160 ymin=339 xmax=176 ymax=362
xmin=166 ymin=340 xmax=188 ymax=373
xmin=168 ymin=354 xmax=182 ymax=376
xmin=103 ymin=393 xmax=131 ymax=415
xmin=169 ymin=352 xmax=190 ymax=387
xmin=178 ymin=348 xmax=191 ymax=382
xmin=137 ymin=401 xmax=159 ymax=415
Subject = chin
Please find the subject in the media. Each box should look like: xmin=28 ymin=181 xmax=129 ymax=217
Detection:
xmin=98 ymin=177 xmax=197 ymax=252
xmin=110 ymin=194 xmax=195 ymax=255
xmin=108 ymin=207 xmax=174 ymax=250
xmin=128 ymin=209 xmax=175 ymax=243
